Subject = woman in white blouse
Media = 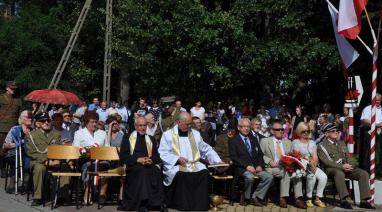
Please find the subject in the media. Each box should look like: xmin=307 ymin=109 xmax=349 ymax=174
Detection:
xmin=72 ymin=111 xmax=107 ymax=204
xmin=190 ymin=100 xmax=205 ymax=121
xmin=292 ymin=122 xmax=327 ymax=208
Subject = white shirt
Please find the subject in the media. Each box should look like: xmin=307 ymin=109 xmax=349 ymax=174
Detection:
xmin=72 ymin=127 xmax=108 ymax=148
xmin=361 ymin=105 xmax=382 ymax=124
xmin=159 ymin=125 xmax=221 ymax=186
xmin=190 ymin=107 xmax=205 ymax=119
xmin=96 ymin=108 xmax=109 ymax=123
xmin=116 ymin=106 xmax=130 ymax=123
xmin=273 ymin=137 xmax=285 ymax=162
xmin=73 ymin=106 xmax=86 ymax=124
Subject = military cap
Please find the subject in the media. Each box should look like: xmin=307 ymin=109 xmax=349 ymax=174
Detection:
xmin=322 ymin=123 xmax=337 ymax=133
xmin=34 ymin=112 xmax=50 ymax=122
xmin=6 ymin=81 xmax=17 ymax=89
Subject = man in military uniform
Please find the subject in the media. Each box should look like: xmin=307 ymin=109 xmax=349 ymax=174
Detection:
xmin=317 ymin=123 xmax=375 ymax=210
xmin=0 ymin=81 xmax=22 ymax=177
xmin=25 ymin=112 xmax=67 ymax=206
xmin=215 ymin=127 xmax=236 ymax=163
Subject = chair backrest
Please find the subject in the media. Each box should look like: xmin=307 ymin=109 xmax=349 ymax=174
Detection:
xmin=90 ymin=147 xmax=120 ymax=161
xmin=47 ymin=145 xmax=80 ymax=160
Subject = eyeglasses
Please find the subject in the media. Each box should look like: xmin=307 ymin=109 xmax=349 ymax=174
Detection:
xmin=272 ymin=128 xmax=284 ymax=132
xmin=239 ymin=125 xmax=250 ymax=128
xmin=301 ymin=130 xmax=310 ymax=134
xmin=328 ymin=130 xmax=338 ymax=133
xmin=63 ymin=114 xmax=71 ymax=118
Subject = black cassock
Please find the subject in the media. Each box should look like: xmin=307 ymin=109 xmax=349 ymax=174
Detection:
xmin=119 ymin=134 xmax=164 ymax=211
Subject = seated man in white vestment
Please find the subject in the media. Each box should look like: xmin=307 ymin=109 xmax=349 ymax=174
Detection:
xmin=159 ymin=112 xmax=223 ymax=211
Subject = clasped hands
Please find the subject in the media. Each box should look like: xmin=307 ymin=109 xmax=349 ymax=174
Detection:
xmin=137 ymin=157 xmax=153 ymax=165
xmin=246 ymin=165 xmax=263 ymax=173
xmin=342 ymin=163 xmax=354 ymax=172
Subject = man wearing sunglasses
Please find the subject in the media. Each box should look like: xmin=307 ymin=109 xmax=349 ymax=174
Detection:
xmin=260 ymin=119 xmax=306 ymax=209
xmin=25 ymin=112 xmax=64 ymax=206
xmin=317 ymin=123 xmax=375 ymax=210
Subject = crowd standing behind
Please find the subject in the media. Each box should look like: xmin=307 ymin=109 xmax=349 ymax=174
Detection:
xmin=0 ymin=82 xmax=378 ymax=211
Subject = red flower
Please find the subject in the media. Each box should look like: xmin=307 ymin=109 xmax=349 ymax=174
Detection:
xmin=345 ymin=89 xmax=360 ymax=100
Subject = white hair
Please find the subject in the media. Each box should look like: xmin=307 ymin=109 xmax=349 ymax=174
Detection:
xmin=18 ymin=110 xmax=30 ymax=125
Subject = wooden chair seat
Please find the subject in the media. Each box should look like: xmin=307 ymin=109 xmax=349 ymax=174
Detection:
xmin=212 ymin=175 xmax=234 ymax=180
xmin=51 ymin=172 xmax=81 ymax=177
xmin=88 ymin=172 xmax=125 ymax=177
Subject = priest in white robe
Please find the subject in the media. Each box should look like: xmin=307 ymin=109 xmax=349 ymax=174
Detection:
xmin=159 ymin=112 xmax=223 ymax=211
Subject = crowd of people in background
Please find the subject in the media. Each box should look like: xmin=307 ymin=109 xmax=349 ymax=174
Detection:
xmin=0 ymin=80 xmax=379 ymax=211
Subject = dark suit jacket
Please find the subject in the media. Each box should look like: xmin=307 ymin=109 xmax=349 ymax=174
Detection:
xmin=229 ymin=133 xmax=265 ymax=176
xmin=251 ymin=130 xmax=265 ymax=144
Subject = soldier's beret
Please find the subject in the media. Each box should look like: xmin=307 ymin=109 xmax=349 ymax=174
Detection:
xmin=34 ymin=112 xmax=50 ymax=122
xmin=322 ymin=123 xmax=337 ymax=133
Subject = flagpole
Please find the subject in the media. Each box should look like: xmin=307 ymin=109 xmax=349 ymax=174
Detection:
xmin=364 ymin=8 xmax=378 ymax=205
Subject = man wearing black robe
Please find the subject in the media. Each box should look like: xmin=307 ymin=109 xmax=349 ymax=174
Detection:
xmin=119 ymin=117 xmax=164 ymax=212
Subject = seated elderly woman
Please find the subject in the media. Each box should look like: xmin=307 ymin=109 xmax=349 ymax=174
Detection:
xmin=72 ymin=111 xmax=108 ymax=204
xmin=2 ymin=110 xmax=32 ymax=193
xmin=292 ymin=122 xmax=327 ymax=208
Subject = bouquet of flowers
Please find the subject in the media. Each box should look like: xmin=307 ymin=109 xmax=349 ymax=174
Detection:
xmin=280 ymin=153 xmax=309 ymax=178
xmin=79 ymin=143 xmax=99 ymax=159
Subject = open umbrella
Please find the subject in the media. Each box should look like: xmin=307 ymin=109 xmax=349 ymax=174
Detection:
xmin=24 ymin=89 xmax=82 ymax=105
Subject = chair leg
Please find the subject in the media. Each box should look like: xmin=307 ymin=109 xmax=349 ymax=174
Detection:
xmin=75 ymin=177 xmax=79 ymax=209
xmin=51 ymin=176 xmax=56 ymax=210
xmin=4 ymin=162 xmax=8 ymax=191
xmin=97 ymin=177 xmax=102 ymax=210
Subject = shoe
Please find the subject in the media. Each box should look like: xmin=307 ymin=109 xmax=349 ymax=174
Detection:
xmin=306 ymin=199 xmax=314 ymax=208
xmin=31 ymin=199 xmax=42 ymax=206
xmin=5 ymin=187 xmax=14 ymax=194
xmin=294 ymin=198 xmax=307 ymax=209
xmin=251 ymin=197 xmax=263 ymax=207
xmin=98 ymin=195 xmax=107 ymax=204
xmin=313 ymin=198 xmax=326 ymax=208
xmin=240 ymin=198 xmax=249 ymax=206
xmin=359 ymin=201 xmax=376 ymax=210
xmin=340 ymin=200 xmax=353 ymax=210
xmin=279 ymin=197 xmax=288 ymax=208
xmin=160 ymin=204 xmax=168 ymax=212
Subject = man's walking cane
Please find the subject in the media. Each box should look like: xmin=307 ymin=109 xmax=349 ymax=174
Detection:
xmin=13 ymin=130 xmax=24 ymax=195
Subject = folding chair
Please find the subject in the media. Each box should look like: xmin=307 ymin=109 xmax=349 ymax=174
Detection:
xmin=87 ymin=147 xmax=125 ymax=209
xmin=47 ymin=145 xmax=82 ymax=209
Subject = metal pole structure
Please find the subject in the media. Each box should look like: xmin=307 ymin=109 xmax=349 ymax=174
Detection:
xmin=103 ymin=0 xmax=112 ymax=105
xmin=40 ymin=0 xmax=93 ymax=112
xmin=348 ymin=108 xmax=354 ymax=155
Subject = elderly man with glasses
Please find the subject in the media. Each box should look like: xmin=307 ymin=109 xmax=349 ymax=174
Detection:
xmin=317 ymin=123 xmax=375 ymax=210
xmin=260 ymin=119 xmax=306 ymax=209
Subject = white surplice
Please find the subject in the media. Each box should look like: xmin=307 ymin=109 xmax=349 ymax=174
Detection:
xmin=72 ymin=127 xmax=108 ymax=148
xmin=159 ymin=125 xmax=222 ymax=186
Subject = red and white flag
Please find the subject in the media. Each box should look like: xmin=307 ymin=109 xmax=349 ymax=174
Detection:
xmin=338 ymin=0 xmax=368 ymax=39
xmin=327 ymin=1 xmax=360 ymax=69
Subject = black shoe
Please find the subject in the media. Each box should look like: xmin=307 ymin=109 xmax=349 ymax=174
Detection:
xmin=138 ymin=206 xmax=148 ymax=212
xmin=5 ymin=187 xmax=14 ymax=194
xmin=98 ymin=195 xmax=107 ymax=204
xmin=359 ymin=201 xmax=376 ymax=210
xmin=340 ymin=201 xmax=353 ymax=210
xmin=31 ymin=199 xmax=42 ymax=206
xmin=0 ymin=170 xmax=6 ymax=178
xmin=160 ymin=204 xmax=168 ymax=212
xmin=251 ymin=197 xmax=264 ymax=207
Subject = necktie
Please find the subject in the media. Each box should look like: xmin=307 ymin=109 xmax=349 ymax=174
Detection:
xmin=276 ymin=140 xmax=283 ymax=160
xmin=244 ymin=137 xmax=251 ymax=154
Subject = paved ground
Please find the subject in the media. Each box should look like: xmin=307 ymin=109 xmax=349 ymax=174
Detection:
xmin=0 ymin=178 xmax=380 ymax=212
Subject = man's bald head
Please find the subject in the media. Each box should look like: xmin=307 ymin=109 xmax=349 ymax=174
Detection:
xmin=178 ymin=112 xmax=192 ymax=132
xmin=134 ymin=116 xmax=147 ymax=135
